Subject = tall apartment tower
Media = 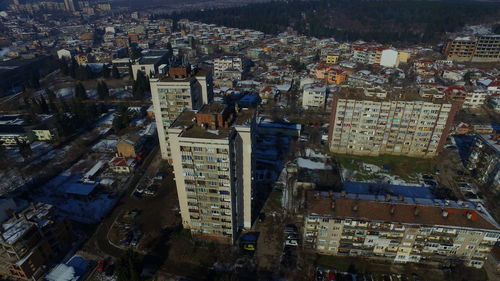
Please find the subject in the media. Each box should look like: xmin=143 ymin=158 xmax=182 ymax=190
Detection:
xmin=64 ymin=0 xmax=75 ymax=11
xmin=150 ymin=67 xmax=213 ymax=161
xmin=328 ymin=88 xmax=460 ymax=158
xmin=167 ymin=102 xmax=255 ymax=243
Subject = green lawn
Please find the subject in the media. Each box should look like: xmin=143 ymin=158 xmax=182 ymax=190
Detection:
xmin=333 ymin=153 xmax=436 ymax=180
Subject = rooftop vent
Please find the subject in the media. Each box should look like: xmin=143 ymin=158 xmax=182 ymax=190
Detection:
xmin=442 ymin=209 xmax=449 ymax=218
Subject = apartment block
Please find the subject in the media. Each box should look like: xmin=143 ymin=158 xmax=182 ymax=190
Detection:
xmin=0 ymin=202 xmax=72 ymax=280
xmin=328 ymin=88 xmax=460 ymax=158
xmin=213 ymin=56 xmax=243 ymax=79
xmin=302 ymin=84 xmax=328 ymax=110
xmin=304 ymin=192 xmax=500 ymax=269
xmin=167 ymin=102 xmax=255 ymax=243
xmin=151 ymin=67 xmax=213 ymax=161
xmin=465 ymin=134 xmax=500 ymax=193
xmin=444 ymin=34 xmax=500 ymax=62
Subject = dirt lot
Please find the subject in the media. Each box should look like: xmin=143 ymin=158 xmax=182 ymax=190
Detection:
xmin=315 ymin=254 xmax=489 ymax=281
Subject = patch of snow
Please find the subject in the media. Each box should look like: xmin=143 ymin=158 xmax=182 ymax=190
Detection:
xmin=297 ymin=157 xmax=332 ymax=170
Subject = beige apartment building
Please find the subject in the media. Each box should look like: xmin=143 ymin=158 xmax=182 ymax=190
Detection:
xmin=444 ymin=34 xmax=500 ymax=62
xmin=150 ymin=67 xmax=213 ymax=161
xmin=167 ymin=102 xmax=255 ymax=243
xmin=328 ymin=88 xmax=460 ymax=158
xmin=304 ymin=192 xmax=500 ymax=269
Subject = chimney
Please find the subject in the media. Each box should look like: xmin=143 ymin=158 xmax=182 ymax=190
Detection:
xmin=385 ymin=194 xmax=391 ymax=202
xmin=390 ymin=205 xmax=395 ymax=215
xmin=331 ymin=200 xmax=336 ymax=210
xmin=442 ymin=209 xmax=449 ymax=218
xmin=466 ymin=212 xmax=473 ymax=220
xmin=414 ymin=206 xmax=420 ymax=216
xmin=352 ymin=203 xmax=359 ymax=212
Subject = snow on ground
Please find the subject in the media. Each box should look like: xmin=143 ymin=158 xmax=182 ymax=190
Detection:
xmin=297 ymin=157 xmax=332 ymax=170
xmin=304 ymin=148 xmax=329 ymax=159
xmin=57 ymin=88 xmax=74 ymax=99
xmin=362 ymin=163 xmax=381 ymax=173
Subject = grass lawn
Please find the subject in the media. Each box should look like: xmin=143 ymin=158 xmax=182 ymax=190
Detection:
xmin=333 ymin=153 xmax=437 ymax=180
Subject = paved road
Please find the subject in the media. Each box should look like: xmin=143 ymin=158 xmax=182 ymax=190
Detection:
xmin=82 ymin=144 xmax=161 ymax=258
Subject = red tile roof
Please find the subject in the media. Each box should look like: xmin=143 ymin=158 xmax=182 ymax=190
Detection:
xmin=306 ymin=192 xmax=499 ymax=231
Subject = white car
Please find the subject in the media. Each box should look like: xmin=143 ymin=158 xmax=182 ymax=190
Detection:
xmin=285 ymin=239 xmax=298 ymax=247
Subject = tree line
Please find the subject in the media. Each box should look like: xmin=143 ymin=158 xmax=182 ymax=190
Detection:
xmin=168 ymin=0 xmax=500 ymax=44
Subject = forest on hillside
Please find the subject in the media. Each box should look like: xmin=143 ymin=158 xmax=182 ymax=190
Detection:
xmin=165 ymin=0 xmax=500 ymax=44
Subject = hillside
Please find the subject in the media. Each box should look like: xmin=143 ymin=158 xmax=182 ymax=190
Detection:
xmin=168 ymin=0 xmax=500 ymax=44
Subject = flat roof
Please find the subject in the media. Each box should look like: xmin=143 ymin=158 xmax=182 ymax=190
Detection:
xmin=337 ymin=87 xmax=450 ymax=104
xmin=158 ymin=68 xmax=209 ymax=83
xmin=171 ymin=107 xmax=255 ymax=140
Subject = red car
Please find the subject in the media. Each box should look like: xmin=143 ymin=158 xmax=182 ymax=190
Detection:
xmin=97 ymin=260 xmax=106 ymax=272
xmin=328 ymin=271 xmax=336 ymax=281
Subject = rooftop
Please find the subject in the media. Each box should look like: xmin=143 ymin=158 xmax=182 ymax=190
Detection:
xmin=157 ymin=68 xmax=209 ymax=83
xmin=306 ymin=191 xmax=500 ymax=231
xmin=337 ymin=87 xmax=451 ymax=104
xmin=170 ymin=105 xmax=255 ymax=140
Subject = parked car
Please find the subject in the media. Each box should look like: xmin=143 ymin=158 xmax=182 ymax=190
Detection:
xmin=97 ymin=260 xmax=106 ymax=272
xmin=285 ymin=239 xmax=298 ymax=247
xmin=154 ymin=172 xmax=165 ymax=181
xmin=458 ymin=184 xmax=474 ymax=192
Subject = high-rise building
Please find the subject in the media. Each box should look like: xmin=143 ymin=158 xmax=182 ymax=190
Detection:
xmin=444 ymin=34 xmax=500 ymax=62
xmin=328 ymin=88 xmax=460 ymax=158
xmin=303 ymin=191 xmax=500 ymax=268
xmin=167 ymin=102 xmax=255 ymax=243
xmin=465 ymin=134 xmax=500 ymax=193
xmin=63 ymin=0 xmax=75 ymax=11
xmin=150 ymin=67 xmax=213 ymax=161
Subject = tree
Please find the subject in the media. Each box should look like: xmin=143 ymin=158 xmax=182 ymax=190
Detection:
xmin=16 ymin=138 xmax=32 ymax=161
xmin=115 ymin=249 xmax=142 ymax=281
xmin=132 ymin=71 xmax=149 ymax=100
xmin=102 ymin=64 xmax=111 ymax=78
xmin=113 ymin=105 xmax=134 ymax=130
xmin=39 ymin=95 xmax=49 ymax=114
xmin=74 ymin=82 xmax=88 ymax=100
xmin=29 ymin=71 xmax=40 ymax=89
xmin=46 ymin=88 xmax=57 ymax=101
xmin=69 ymin=57 xmax=78 ymax=78
xmin=59 ymin=58 xmax=69 ymax=75
xmin=112 ymin=65 xmax=120 ymax=79
xmin=97 ymin=81 xmax=110 ymax=100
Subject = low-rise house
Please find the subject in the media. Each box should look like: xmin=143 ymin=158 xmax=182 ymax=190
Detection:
xmin=116 ymin=135 xmax=143 ymax=159
xmin=109 ymin=156 xmax=135 ymax=173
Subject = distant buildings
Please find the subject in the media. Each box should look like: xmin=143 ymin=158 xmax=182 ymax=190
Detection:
xmin=130 ymin=49 xmax=171 ymax=80
xmin=444 ymin=34 xmax=500 ymax=62
xmin=150 ymin=66 xmax=213 ymax=161
xmin=328 ymin=88 xmax=460 ymax=158
xmin=465 ymin=134 xmax=500 ymax=193
xmin=213 ymin=56 xmax=244 ymax=80
xmin=0 ymin=201 xmax=72 ymax=280
xmin=304 ymin=191 xmax=500 ymax=269
xmin=167 ymin=102 xmax=255 ymax=243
